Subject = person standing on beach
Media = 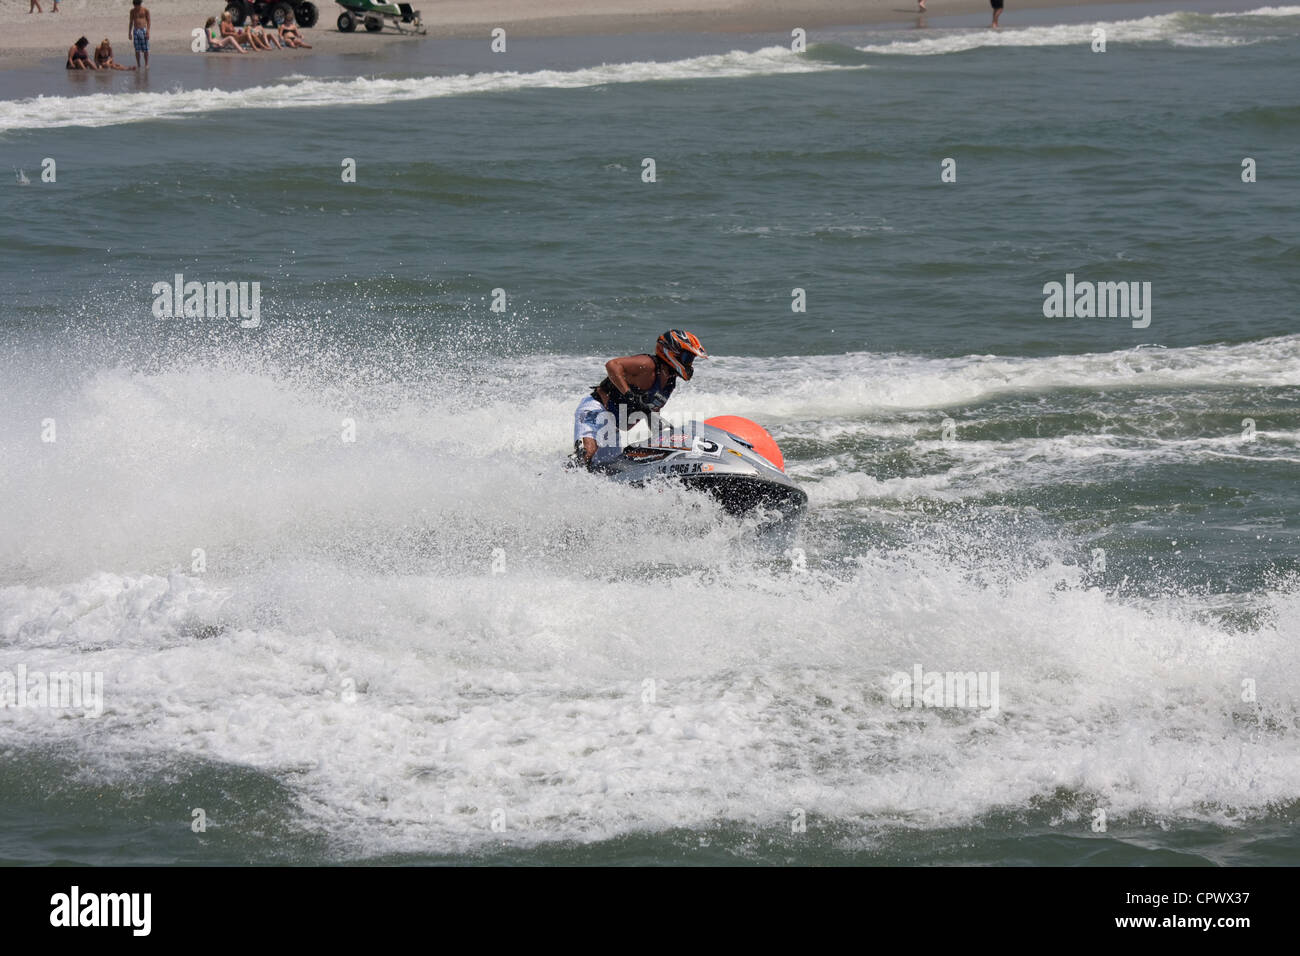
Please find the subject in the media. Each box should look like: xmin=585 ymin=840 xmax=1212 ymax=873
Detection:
xmin=990 ymin=0 xmax=1004 ymax=29
xmin=30 ymin=0 xmax=43 ymax=12
xmin=128 ymin=0 xmax=150 ymax=69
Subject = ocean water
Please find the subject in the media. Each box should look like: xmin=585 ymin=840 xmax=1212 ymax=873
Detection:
xmin=1 ymin=4 xmax=1297 ymax=865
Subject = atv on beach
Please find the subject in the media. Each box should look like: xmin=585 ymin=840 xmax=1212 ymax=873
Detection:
xmin=335 ymin=0 xmax=427 ymax=35
xmin=225 ymin=0 xmax=320 ymax=28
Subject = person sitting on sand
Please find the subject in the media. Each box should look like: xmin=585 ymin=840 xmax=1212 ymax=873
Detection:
xmin=278 ymin=11 xmax=311 ymax=48
xmin=224 ymin=11 xmax=270 ymax=50
xmin=206 ymin=16 xmax=247 ymax=52
xmin=219 ymin=11 xmax=254 ymax=48
xmin=95 ymin=38 xmax=137 ymax=70
xmin=256 ymin=18 xmax=284 ymax=49
xmin=67 ymin=36 xmax=99 ymax=69
xmin=247 ymin=17 xmax=284 ymax=50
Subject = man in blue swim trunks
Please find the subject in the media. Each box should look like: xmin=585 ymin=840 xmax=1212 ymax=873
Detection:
xmin=128 ymin=0 xmax=150 ymax=69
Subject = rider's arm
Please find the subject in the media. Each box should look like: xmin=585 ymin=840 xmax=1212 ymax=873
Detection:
xmin=604 ymin=355 xmax=652 ymax=396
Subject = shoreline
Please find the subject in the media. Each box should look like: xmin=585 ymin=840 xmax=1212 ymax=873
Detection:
xmin=1 ymin=0 xmax=1164 ymax=75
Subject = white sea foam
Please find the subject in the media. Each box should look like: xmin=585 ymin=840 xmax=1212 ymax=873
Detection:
xmin=671 ymin=335 xmax=1300 ymax=422
xmin=856 ymin=8 xmax=1295 ymax=56
xmin=2 ymin=549 xmax=1295 ymax=853
xmin=2 ymin=335 xmax=1295 ymax=574
xmin=1213 ymin=5 xmax=1300 ymax=16
xmin=0 ymin=46 xmax=851 ymax=133
xmin=1 ymin=335 xmax=1296 ymax=853
xmin=800 ymin=430 xmax=1300 ymax=507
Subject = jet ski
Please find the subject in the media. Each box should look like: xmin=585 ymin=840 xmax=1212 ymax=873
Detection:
xmin=595 ymin=415 xmax=807 ymax=517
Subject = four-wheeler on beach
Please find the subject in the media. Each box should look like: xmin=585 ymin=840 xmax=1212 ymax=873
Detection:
xmin=335 ymin=0 xmax=427 ymax=34
xmin=225 ymin=0 xmax=319 ymax=28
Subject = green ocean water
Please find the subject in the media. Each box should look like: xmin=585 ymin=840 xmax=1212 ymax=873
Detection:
xmin=1 ymin=3 xmax=1297 ymax=865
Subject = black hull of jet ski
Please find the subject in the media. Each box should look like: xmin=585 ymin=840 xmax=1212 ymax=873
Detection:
xmin=675 ymin=473 xmax=809 ymax=516
xmin=595 ymin=420 xmax=806 ymax=519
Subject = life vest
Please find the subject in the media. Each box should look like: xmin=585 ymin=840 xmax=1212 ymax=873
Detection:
xmin=592 ymin=355 xmax=676 ymax=416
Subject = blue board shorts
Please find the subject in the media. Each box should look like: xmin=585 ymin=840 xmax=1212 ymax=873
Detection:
xmin=573 ymin=395 xmax=622 ymax=466
xmin=134 ymin=28 xmax=149 ymax=53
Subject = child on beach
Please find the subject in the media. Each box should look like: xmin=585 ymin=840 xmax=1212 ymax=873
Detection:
xmin=95 ymin=38 xmax=137 ymax=70
xmin=128 ymin=0 xmax=150 ymax=69
xmin=66 ymin=36 xmax=98 ymax=69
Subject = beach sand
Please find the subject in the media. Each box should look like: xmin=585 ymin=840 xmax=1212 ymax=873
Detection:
xmin=3 ymin=0 xmax=1153 ymax=71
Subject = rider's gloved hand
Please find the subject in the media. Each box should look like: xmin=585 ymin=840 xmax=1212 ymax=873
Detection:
xmin=618 ymin=387 xmax=652 ymax=415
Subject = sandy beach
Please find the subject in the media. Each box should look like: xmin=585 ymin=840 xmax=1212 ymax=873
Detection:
xmin=3 ymin=0 xmax=1154 ymax=71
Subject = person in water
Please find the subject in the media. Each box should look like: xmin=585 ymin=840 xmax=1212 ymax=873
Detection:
xmin=67 ymin=36 xmax=99 ymax=69
xmin=572 ymin=329 xmax=708 ymax=469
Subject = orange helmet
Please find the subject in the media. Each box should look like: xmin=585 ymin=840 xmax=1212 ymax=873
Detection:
xmin=656 ymin=329 xmax=708 ymax=380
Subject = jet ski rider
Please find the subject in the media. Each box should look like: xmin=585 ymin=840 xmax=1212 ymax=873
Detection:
xmin=572 ymin=329 xmax=709 ymax=470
